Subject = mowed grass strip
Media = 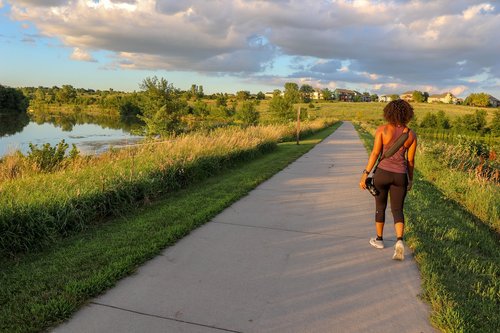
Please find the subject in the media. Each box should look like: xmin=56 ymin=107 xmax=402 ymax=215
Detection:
xmin=0 ymin=123 xmax=341 ymax=333
xmin=354 ymin=123 xmax=500 ymax=333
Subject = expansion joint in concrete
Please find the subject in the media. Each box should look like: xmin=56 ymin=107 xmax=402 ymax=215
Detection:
xmin=212 ymin=220 xmax=363 ymax=240
xmin=89 ymin=302 xmax=243 ymax=333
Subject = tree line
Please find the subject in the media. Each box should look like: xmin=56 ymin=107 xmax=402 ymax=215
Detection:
xmin=416 ymin=109 xmax=500 ymax=136
xmin=0 ymin=85 xmax=29 ymax=114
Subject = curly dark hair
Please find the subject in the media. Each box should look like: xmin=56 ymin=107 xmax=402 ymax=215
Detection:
xmin=383 ymin=99 xmax=414 ymax=125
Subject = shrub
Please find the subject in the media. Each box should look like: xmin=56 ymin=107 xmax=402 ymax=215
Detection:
xmin=27 ymin=140 xmax=78 ymax=172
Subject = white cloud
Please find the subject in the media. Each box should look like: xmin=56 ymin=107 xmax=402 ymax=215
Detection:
xmin=70 ymin=47 xmax=96 ymax=62
xmin=5 ymin=0 xmax=500 ymax=96
xmin=463 ymin=3 xmax=494 ymax=20
xmin=450 ymin=85 xmax=469 ymax=96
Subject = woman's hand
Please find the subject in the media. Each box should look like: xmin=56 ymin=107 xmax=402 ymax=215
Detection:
xmin=359 ymin=173 xmax=368 ymax=190
xmin=407 ymin=179 xmax=413 ymax=191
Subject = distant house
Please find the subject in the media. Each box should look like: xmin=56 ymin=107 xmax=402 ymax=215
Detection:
xmin=352 ymin=90 xmax=370 ymax=102
xmin=428 ymin=92 xmax=458 ymax=104
xmin=488 ymin=95 xmax=500 ymax=107
xmin=378 ymin=95 xmax=393 ymax=102
xmin=361 ymin=94 xmax=372 ymax=102
xmin=312 ymin=90 xmax=323 ymax=100
xmin=400 ymin=91 xmax=414 ymax=102
xmin=265 ymin=91 xmax=284 ymax=99
xmin=333 ymin=89 xmax=356 ymax=102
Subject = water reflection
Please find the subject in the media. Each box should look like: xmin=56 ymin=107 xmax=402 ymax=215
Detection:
xmin=0 ymin=113 xmax=30 ymax=136
xmin=0 ymin=111 xmax=144 ymax=157
xmin=29 ymin=111 xmax=143 ymax=133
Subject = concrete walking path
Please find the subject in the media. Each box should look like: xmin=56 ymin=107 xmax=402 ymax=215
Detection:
xmin=54 ymin=122 xmax=435 ymax=333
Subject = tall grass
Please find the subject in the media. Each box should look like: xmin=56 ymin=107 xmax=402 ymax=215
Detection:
xmin=0 ymin=119 xmax=336 ymax=255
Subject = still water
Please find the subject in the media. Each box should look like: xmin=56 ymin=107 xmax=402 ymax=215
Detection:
xmin=0 ymin=112 xmax=143 ymax=157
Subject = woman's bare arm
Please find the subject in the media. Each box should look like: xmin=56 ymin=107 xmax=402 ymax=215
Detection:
xmin=407 ymin=131 xmax=417 ymax=181
xmin=359 ymin=126 xmax=384 ymax=189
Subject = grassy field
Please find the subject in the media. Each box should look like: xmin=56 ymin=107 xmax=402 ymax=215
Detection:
xmin=304 ymin=100 xmax=497 ymax=122
xmin=0 ymin=123 xmax=341 ymax=333
xmin=355 ymin=123 xmax=499 ymax=333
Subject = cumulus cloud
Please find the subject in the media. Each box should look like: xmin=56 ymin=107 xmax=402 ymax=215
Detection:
xmin=70 ymin=47 xmax=96 ymax=62
xmin=6 ymin=0 xmax=500 ymax=95
xmin=14 ymin=0 xmax=67 ymax=6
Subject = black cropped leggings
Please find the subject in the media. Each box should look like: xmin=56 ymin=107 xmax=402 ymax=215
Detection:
xmin=373 ymin=168 xmax=408 ymax=223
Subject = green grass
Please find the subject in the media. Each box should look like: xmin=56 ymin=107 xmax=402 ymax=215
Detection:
xmin=307 ymin=101 xmax=497 ymax=122
xmin=354 ymin=123 xmax=500 ymax=333
xmin=0 ymin=123 xmax=341 ymax=333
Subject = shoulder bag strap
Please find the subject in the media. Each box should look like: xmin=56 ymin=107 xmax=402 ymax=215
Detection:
xmin=369 ymin=127 xmax=410 ymax=176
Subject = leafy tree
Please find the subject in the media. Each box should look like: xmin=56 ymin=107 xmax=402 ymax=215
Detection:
xmin=215 ymin=94 xmax=227 ymax=107
xmin=138 ymin=76 xmax=187 ymax=136
xmin=299 ymin=84 xmax=314 ymax=102
xmin=435 ymin=110 xmax=451 ymax=129
xmin=192 ymin=100 xmax=210 ymax=117
xmin=55 ymin=85 xmax=77 ymax=103
xmin=256 ymin=91 xmax=265 ymax=100
xmin=412 ymin=91 xmax=425 ymax=103
xmin=185 ymin=84 xmax=204 ymax=100
xmin=190 ymin=84 xmax=197 ymax=98
xmin=370 ymin=94 xmax=379 ymax=102
xmin=454 ymin=110 xmax=487 ymax=132
xmin=322 ymin=88 xmax=333 ymax=101
xmin=419 ymin=113 xmax=437 ymax=128
xmin=269 ymin=94 xmax=294 ymax=123
xmin=209 ymin=105 xmax=232 ymax=119
xmin=423 ymin=92 xmax=429 ymax=102
xmin=236 ymin=101 xmax=259 ymax=126
xmin=464 ymin=93 xmax=490 ymax=107
xmin=490 ymin=110 xmax=500 ymax=136
xmin=197 ymin=85 xmax=204 ymax=99
xmin=228 ymin=99 xmax=237 ymax=116
xmin=284 ymin=82 xmax=300 ymax=104
xmin=34 ymin=87 xmax=45 ymax=102
xmin=420 ymin=111 xmax=450 ymax=129
xmin=119 ymin=100 xmax=142 ymax=119
xmin=390 ymin=94 xmax=400 ymax=101
xmin=0 ymin=85 xmax=29 ymax=113
xmin=236 ymin=90 xmax=251 ymax=101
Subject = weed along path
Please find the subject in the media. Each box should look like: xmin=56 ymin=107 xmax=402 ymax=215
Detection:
xmin=53 ymin=122 xmax=435 ymax=333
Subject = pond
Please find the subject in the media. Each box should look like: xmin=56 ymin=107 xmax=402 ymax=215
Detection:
xmin=0 ymin=112 xmax=144 ymax=157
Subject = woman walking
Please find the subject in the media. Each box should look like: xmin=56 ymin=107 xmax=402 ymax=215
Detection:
xmin=359 ymin=99 xmax=417 ymax=260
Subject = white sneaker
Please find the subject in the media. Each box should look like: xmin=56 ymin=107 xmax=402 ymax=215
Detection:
xmin=369 ymin=237 xmax=384 ymax=249
xmin=392 ymin=240 xmax=405 ymax=260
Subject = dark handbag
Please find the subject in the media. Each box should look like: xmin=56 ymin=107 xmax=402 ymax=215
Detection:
xmin=365 ymin=127 xmax=410 ymax=196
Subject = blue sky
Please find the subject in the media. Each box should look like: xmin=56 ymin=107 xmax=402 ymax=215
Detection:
xmin=1 ymin=0 xmax=499 ymax=97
